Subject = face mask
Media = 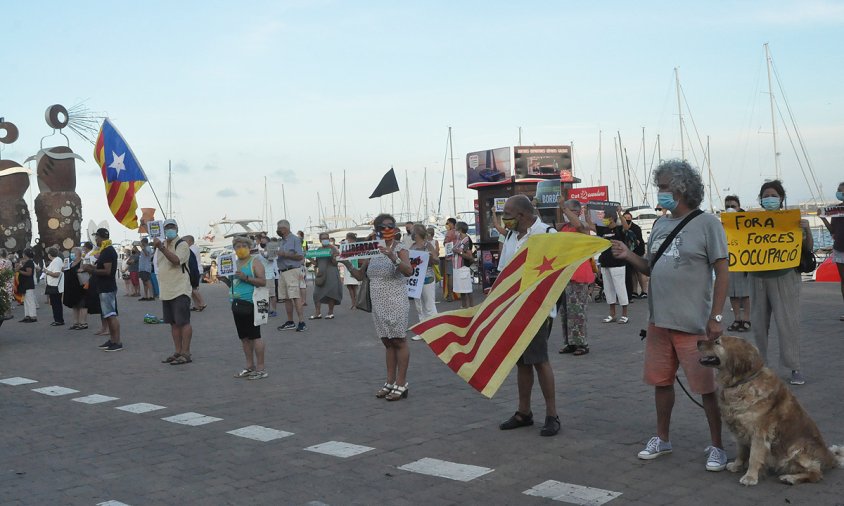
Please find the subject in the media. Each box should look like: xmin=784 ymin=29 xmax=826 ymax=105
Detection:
xmin=259 ymin=243 xmax=267 ymax=249
xmin=657 ymin=192 xmax=678 ymax=211
xmin=379 ymin=226 xmax=396 ymax=241
xmin=725 ymin=208 xmax=737 ymax=213
xmin=164 ymin=229 xmax=178 ymax=240
xmin=760 ymin=196 xmax=781 ymax=211
xmin=836 ymin=191 xmax=844 ymax=201
xmin=502 ymin=218 xmax=518 ymax=230
xmin=321 ymin=239 xmax=330 ymax=246
xmin=235 ymin=247 xmax=250 ymax=259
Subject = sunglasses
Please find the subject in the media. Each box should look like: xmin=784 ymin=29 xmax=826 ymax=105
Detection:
xmin=377 ymin=223 xmax=396 ymax=230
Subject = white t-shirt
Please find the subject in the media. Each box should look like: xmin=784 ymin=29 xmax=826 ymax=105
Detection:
xmin=46 ymin=257 xmax=64 ymax=287
xmin=498 ymin=217 xmax=557 ymax=318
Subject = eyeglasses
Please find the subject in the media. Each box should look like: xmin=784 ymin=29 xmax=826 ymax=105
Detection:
xmin=377 ymin=223 xmax=396 ymax=230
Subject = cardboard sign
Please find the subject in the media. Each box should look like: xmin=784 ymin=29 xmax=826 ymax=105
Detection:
xmin=217 ymin=253 xmax=236 ymax=277
xmin=62 ymin=258 xmax=71 ymax=271
xmin=721 ymin=210 xmax=803 ymax=272
xmin=406 ymin=250 xmax=430 ymax=299
xmin=339 ymin=240 xmax=385 ymax=261
xmin=494 ymin=197 xmax=507 ymax=213
xmin=305 ymin=248 xmax=333 ymax=259
xmin=535 ymin=180 xmax=562 ymax=209
xmin=147 ymin=220 xmax=164 ymax=241
xmin=820 ymin=204 xmax=844 ymax=218
xmin=586 ymin=201 xmax=621 ymax=225
xmin=568 ymin=185 xmax=609 ymax=203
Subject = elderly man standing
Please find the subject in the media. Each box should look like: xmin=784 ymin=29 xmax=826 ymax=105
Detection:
xmin=611 ymin=159 xmax=729 ymax=472
xmin=275 ymin=219 xmax=306 ymax=332
xmin=497 ymin=195 xmax=560 ymax=437
xmin=155 ymin=219 xmax=194 ymax=365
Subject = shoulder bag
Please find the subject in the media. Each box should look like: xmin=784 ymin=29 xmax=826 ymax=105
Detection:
xmin=355 ymin=275 xmax=372 ymax=312
xmin=649 ymin=210 xmax=704 ymax=267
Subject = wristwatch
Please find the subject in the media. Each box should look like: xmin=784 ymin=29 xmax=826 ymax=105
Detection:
xmin=711 ymin=314 xmax=723 ymax=323
xmin=392 ymin=256 xmax=401 ymax=266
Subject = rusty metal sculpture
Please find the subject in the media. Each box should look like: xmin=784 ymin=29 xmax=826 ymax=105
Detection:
xmin=0 ymin=119 xmax=33 ymax=252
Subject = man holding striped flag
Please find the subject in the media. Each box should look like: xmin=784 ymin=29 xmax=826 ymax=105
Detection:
xmin=411 ymin=195 xmax=609 ymax=437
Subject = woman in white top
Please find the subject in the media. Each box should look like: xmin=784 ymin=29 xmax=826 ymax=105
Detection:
xmin=341 ymin=232 xmax=360 ymax=309
xmin=44 ymin=247 xmax=65 ymax=326
xmin=410 ymin=225 xmax=439 ymax=340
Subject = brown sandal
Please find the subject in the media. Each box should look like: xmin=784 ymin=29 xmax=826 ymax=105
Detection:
xmin=161 ymin=353 xmax=180 ymax=363
xmin=170 ymin=354 xmax=192 ymax=365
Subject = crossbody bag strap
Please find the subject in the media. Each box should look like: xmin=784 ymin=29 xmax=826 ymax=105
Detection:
xmin=650 ymin=209 xmax=703 ymax=268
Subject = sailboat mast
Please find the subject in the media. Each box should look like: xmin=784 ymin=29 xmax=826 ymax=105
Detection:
xmin=330 ymin=172 xmax=337 ymax=230
xmin=614 ymin=136 xmax=622 ymax=203
xmin=657 ymin=134 xmax=662 ymax=163
xmin=343 ymin=170 xmax=348 ymax=228
xmin=423 ymin=167 xmax=429 ymax=220
xmin=282 ymin=184 xmax=288 ymax=219
xmin=167 ymin=160 xmax=172 ymax=217
xmin=765 ymin=43 xmax=781 ymax=181
xmin=675 ymin=67 xmax=685 ymax=160
xmin=707 ymin=136 xmax=714 ymax=212
xmin=449 ymin=126 xmax=457 ymax=218
xmin=598 ymin=130 xmax=602 ymax=186
xmin=642 ymin=127 xmax=647 ymax=203
xmin=624 ymin=148 xmax=634 ymax=207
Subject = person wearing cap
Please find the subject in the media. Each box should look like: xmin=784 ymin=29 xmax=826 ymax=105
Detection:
xmin=82 ymin=228 xmax=123 ymax=351
xmin=154 ymin=219 xmax=194 ymax=365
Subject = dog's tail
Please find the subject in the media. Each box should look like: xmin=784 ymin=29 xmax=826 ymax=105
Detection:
xmin=830 ymin=445 xmax=844 ymax=468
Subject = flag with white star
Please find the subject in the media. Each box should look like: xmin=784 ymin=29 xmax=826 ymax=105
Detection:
xmin=411 ymin=232 xmax=609 ymax=398
xmin=94 ymin=118 xmax=147 ymax=229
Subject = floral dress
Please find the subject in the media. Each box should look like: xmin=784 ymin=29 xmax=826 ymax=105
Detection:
xmin=366 ymin=243 xmax=409 ymax=339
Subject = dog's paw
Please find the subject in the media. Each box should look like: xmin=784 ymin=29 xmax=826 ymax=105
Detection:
xmin=739 ymin=474 xmax=758 ymax=486
xmin=778 ymin=474 xmax=798 ymax=485
xmin=726 ymin=462 xmax=743 ymax=473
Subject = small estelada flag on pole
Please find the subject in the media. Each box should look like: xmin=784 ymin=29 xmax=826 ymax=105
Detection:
xmin=411 ymin=232 xmax=610 ymax=398
xmin=94 ymin=119 xmax=148 ymax=230
xmin=369 ymin=167 xmax=399 ymax=199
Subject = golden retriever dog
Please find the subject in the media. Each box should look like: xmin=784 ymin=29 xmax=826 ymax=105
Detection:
xmin=697 ymin=335 xmax=844 ymax=486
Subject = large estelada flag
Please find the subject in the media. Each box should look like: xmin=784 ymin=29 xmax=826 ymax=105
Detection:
xmin=94 ymin=119 xmax=147 ymax=229
xmin=411 ymin=232 xmax=609 ymax=398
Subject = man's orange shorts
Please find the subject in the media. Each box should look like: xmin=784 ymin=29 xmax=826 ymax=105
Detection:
xmin=643 ymin=324 xmax=715 ymax=395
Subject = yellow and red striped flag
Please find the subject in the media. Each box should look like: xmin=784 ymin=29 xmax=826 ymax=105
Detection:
xmin=94 ymin=119 xmax=147 ymax=230
xmin=411 ymin=232 xmax=609 ymax=398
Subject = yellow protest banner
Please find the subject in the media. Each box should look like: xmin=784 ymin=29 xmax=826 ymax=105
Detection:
xmin=721 ymin=209 xmax=802 ymax=272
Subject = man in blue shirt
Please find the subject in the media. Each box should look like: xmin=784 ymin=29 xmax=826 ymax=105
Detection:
xmin=275 ymin=219 xmax=306 ymax=332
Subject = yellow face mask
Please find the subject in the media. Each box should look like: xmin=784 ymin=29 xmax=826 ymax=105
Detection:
xmin=235 ymin=247 xmax=250 ymax=259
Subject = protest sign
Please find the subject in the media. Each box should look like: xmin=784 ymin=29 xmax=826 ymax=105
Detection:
xmin=305 ymin=248 xmax=333 ymax=259
xmin=406 ymin=250 xmax=430 ymax=299
xmin=62 ymin=258 xmax=71 ymax=271
xmin=721 ymin=209 xmax=802 ymax=272
xmin=586 ymin=201 xmax=620 ymax=225
xmin=339 ymin=240 xmax=385 ymax=261
xmin=568 ymin=185 xmax=609 ymax=203
xmin=147 ymin=220 xmax=164 ymax=241
xmin=820 ymin=204 xmax=844 ymax=218
xmin=217 ymin=253 xmax=236 ymax=277
xmin=535 ymin=180 xmax=562 ymax=209
xmin=494 ymin=197 xmax=507 ymax=213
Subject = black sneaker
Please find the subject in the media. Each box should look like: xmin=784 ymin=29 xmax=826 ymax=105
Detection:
xmin=499 ymin=411 xmax=534 ymax=430
xmin=296 ymin=322 xmax=306 ymax=332
xmin=97 ymin=340 xmax=112 ymax=349
xmin=103 ymin=342 xmax=124 ymax=352
xmin=277 ymin=321 xmax=295 ymax=331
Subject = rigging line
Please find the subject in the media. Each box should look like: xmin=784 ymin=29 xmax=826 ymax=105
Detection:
xmin=771 ymin=59 xmax=824 ymax=200
xmin=679 ymin=82 xmax=720 ymax=201
xmin=775 ymin=101 xmax=818 ymax=204
xmin=437 ymin=131 xmax=449 ymax=216
xmin=735 ymin=58 xmax=765 ymax=180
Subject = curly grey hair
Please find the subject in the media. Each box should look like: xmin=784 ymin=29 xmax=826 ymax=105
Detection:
xmin=232 ymin=235 xmax=254 ymax=249
xmin=652 ymin=159 xmax=704 ymax=209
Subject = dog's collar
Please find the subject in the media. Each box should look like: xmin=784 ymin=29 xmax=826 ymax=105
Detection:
xmin=724 ymin=369 xmax=763 ymax=389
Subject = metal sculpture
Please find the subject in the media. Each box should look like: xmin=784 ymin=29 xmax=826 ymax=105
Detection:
xmin=0 ymin=119 xmax=33 ymax=252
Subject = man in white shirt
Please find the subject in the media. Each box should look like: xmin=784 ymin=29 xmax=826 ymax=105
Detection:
xmin=497 ymin=195 xmax=560 ymax=437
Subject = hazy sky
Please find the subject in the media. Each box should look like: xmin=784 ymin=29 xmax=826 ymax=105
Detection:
xmin=3 ymin=0 xmax=843 ymax=241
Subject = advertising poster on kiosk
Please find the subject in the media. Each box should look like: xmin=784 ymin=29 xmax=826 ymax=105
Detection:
xmin=466 ymin=147 xmax=511 ymax=188
xmin=514 ymin=145 xmax=572 ymax=179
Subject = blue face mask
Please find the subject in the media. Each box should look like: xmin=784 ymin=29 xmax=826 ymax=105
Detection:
xmin=321 ymin=239 xmax=330 ymax=246
xmin=836 ymin=191 xmax=844 ymax=202
xmin=164 ymin=229 xmax=178 ymax=240
xmin=69 ymin=253 xmax=76 ymax=261
xmin=657 ymin=192 xmax=678 ymax=211
xmin=760 ymin=196 xmax=781 ymax=211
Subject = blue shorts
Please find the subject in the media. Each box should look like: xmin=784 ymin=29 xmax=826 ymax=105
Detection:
xmin=99 ymin=291 xmax=118 ymax=318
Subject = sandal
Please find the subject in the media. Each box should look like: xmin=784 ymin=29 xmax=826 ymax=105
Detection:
xmin=161 ymin=353 xmax=180 ymax=363
xmin=68 ymin=324 xmax=80 ymax=330
xmin=617 ymin=316 xmax=629 ymax=324
xmin=385 ymin=383 xmax=409 ymax=401
xmin=739 ymin=321 xmax=751 ymax=332
xmin=196 ymin=305 xmax=207 ymax=312
xmin=559 ymin=344 xmax=577 ymax=354
xmin=308 ymin=314 xmax=322 ymax=320
xmin=573 ymin=346 xmax=590 ymax=356
xmin=499 ymin=411 xmax=534 ymax=430
xmin=325 ymin=314 xmax=335 ymax=319
xmin=170 ymin=354 xmax=192 ymax=365
xmin=234 ymin=367 xmax=255 ymax=378
xmin=602 ymin=315 xmax=616 ymax=323
xmin=375 ymin=382 xmax=395 ymax=398
xmin=247 ymin=370 xmax=268 ymax=380
xmin=78 ymin=323 xmax=88 ymax=330
xmin=727 ymin=321 xmax=742 ymax=332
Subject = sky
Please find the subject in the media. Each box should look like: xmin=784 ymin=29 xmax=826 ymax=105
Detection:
xmin=3 ymin=0 xmax=844 ymax=242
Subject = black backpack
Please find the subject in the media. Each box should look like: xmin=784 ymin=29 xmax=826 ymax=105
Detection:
xmin=176 ymin=239 xmax=201 ymax=287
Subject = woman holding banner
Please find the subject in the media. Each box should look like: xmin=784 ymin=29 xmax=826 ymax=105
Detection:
xmin=751 ymin=180 xmax=812 ymax=385
xmin=342 ymin=214 xmax=413 ymax=401
xmin=820 ymin=181 xmax=844 ymax=321
xmin=410 ymin=224 xmax=438 ymax=340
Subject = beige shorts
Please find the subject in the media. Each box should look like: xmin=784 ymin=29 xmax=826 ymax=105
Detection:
xmin=299 ymin=265 xmax=307 ymax=289
xmin=278 ymin=268 xmax=301 ymax=300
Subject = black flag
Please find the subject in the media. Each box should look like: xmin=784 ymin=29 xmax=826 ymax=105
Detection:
xmin=369 ymin=167 xmax=400 ymax=199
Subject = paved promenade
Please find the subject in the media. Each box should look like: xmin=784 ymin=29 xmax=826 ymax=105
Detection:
xmin=2 ymin=280 xmax=843 ymax=505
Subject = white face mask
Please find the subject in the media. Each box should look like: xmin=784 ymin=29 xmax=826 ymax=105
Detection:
xmin=725 ymin=208 xmax=737 ymax=213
